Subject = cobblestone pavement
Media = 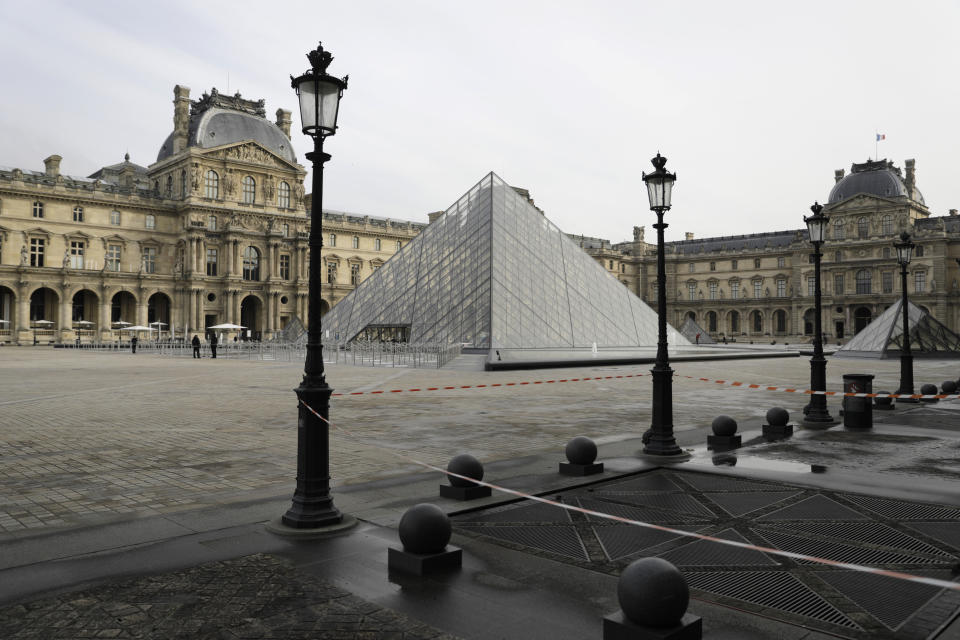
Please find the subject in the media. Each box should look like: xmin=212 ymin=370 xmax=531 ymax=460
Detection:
xmin=2 ymin=347 xmax=958 ymax=535
xmin=0 ymin=553 xmax=458 ymax=639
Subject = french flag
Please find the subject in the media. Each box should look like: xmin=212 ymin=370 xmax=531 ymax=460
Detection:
xmin=876 ymin=133 xmax=886 ymax=141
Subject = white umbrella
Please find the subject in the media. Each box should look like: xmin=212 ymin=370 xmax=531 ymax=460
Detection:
xmin=0 ymin=319 xmax=9 ymax=325
xmin=208 ymin=323 xmax=246 ymax=330
xmin=113 ymin=320 xmax=132 ymax=327
xmin=149 ymin=321 xmax=167 ymax=327
xmin=74 ymin=320 xmax=95 ymax=326
xmin=32 ymin=320 xmax=54 ymax=325
xmin=122 ymin=325 xmax=154 ymax=331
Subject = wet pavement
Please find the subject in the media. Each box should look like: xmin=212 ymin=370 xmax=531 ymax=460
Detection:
xmin=1 ymin=347 xmax=959 ymax=638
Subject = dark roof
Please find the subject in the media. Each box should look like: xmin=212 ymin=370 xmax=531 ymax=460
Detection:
xmin=666 ymin=230 xmax=801 ymax=256
xmin=828 ymin=159 xmax=923 ymax=205
xmin=87 ymin=153 xmax=149 ymax=179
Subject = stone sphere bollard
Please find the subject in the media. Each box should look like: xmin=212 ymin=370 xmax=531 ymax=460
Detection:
xmin=942 ymin=380 xmax=958 ymax=395
xmin=398 ymin=504 xmax=451 ymax=554
xmin=617 ymin=558 xmax=690 ymax=628
xmin=565 ymin=436 xmax=598 ymax=465
xmin=766 ymin=407 xmax=789 ymax=426
xmin=921 ymin=383 xmax=939 ymax=403
xmin=447 ymin=454 xmax=484 ymax=487
xmin=874 ymin=390 xmax=894 ymax=410
xmin=711 ymin=415 xmax=737 ymax=436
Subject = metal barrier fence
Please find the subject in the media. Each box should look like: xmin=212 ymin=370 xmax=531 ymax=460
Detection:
xmin=67 ymin=339 xmax=462 ymax=369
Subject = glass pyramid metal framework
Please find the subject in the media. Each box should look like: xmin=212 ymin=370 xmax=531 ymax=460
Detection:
xmin=322 ymin=172 xmax=687 ymax=351
xmin=835 ymin=299 xmax=960 ymax=358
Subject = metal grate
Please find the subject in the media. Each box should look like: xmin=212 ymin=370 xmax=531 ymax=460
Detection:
xmin=818 ymin=570 xmax=950 ymax=630
xmin=765 ymin=522 xmax=955 ymax=558
xmin=457 ymin=501 xmax=572 ymax=524
xmin=758 ymin=494 xmax=870 ymax=521
xmin=594 ymin=472 xmax=682 ymax=494
xmin=752 ymin=529 xmax=944 ymax=566
xmin=842 ymin=495 xmax=960 ymax=521
xmin=657 ymin=529 xmax=779 ymax=567
xmin=903 ymin=521 xmax=960 ymax=549
xmin=593 ymin=525 xmax=707 ymax=562
xmin=685 ymin=570 xmax=860 ymax=630
xmin=576 ymin=497 xmax=711 ymax=524
xmin=457 ymin=524 xmax=589 ymax=561
xmin=702 ymin=491 xmax=802 ymax=517
xmin=677 ymin=473 xmax=786 ymax=493
xmin=614 ymin=492 xmax=716 ymax=518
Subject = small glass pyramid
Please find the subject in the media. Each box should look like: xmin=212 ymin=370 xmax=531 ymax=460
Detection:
xmin=835 ymin=299 xmax=960 ymax=358
xmin=321 ymin=172 xmax=687 ymax=352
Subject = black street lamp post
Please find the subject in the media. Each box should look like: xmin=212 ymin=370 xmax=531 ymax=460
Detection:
xmin=894 ymin=231 xmax=916 ymax=401
xmin=641 ymin=153 xmax=685 ymax=458
xmin=802 ymin=202 xmax=836 ymax=427
xmin=280 ymin=43 xmax=349 ymax=529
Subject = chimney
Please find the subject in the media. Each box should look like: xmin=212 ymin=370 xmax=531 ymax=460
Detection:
xmin=43 ymin=155 xmax=62 ymax=177
xmin=904 ymin=158 xmax=916 ymax=196
xmin=275 ymin=109 xmax=292 ymax=138
xmin=685 ymin=232 xmax=694 ymax=241
xmin=172 ymin=85 xmax=191 ymax=155
xmin=834 ymin=168 xmax=845 ymax=183
xmin=427 ymin=211 xmax=444 ymax=224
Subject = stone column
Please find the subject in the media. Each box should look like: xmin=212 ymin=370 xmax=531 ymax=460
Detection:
xmin=59 ymin=288 xmax=70 ymax=337
xmin=224 ymin=241 xmax=233 ymax=277
xmin=188 ymin=289 xmax=196 ymax=334
xmin=274 ymin=292 xmax=282 ymax=330
xmin=186 ymin=238 xmax=194 ymax=277
xmin=195 ymin=289 xmax=203 ymax=330
xmin=197 ymin=238 xmax=205 ymax=274
xmin=235 ymin=240 xmax=242 ymax=275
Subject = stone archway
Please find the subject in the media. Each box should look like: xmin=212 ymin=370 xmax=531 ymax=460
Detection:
xmin=240 ymin=295 xmax=263 ymax=340
xmin=71 ymin=289 xmax=100 ymax=338
xmin=30 ymin=287 xmax=60 ymax=342
xmin=854 ymin=307 xmax=872 ymax=334
xmin=111 ymin=291 xmax=137 ymax=326
xmin=0 ymin=285 xmax=16 ymax=342
xmin=148 ymin=292 xmax=172 ymax=329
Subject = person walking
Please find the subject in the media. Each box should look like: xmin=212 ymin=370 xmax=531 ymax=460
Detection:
xmin=131 ymin=335 xmax=138 ymax=354
xmin=695 ymin=332 xmax=700 ymax=345
xmin=192 ymin=334 xmax=201 ymax=359
xmin=210 ymin=332 xmax=218 ymax=359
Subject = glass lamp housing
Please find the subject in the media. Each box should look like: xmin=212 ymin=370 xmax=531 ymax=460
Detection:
xmin=292 ymin=73 xmax=345 ymax=138
xmin=642 ymin=153 xmax=676 ymax=211
xmin=894 ymin=232 xmax=914 ymax=266
xmin=804 ymin=202 xmax=828 ymax=244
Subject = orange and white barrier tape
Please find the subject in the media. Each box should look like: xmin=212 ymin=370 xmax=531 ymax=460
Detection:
xmin=681 ymin=374 xmax=960 ymax=401
xmin=300 ymin=400 xmax=960 ymax=592
xmin=331 ymin=373 xmax=647 ymax=397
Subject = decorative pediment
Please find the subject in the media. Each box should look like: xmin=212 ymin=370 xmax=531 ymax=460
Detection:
xmin=204 ymin=142 xmax=298 ymax=170
xmin=827 ymin=193 xmax=899 ymax=212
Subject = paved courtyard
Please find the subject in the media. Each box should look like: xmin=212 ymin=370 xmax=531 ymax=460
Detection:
xmin=1 ymin=346 xmax=959 ymax=536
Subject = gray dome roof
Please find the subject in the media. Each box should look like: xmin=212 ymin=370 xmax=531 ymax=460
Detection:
xmin=828 ymin=160 xmax=924 ymax=205
xmin=157 ymin=108 xmax=297 ymax=164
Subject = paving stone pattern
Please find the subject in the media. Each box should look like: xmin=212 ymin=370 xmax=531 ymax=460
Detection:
xmin=0 ymin=553 xmax=458 ymax=639
xmin=454 ymin=469 xmax=960 ymax=640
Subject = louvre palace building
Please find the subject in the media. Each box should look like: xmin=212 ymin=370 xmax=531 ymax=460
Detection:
xmin=1 ymin=83 xmax=958 ymax=346
xmin=0 ymin=86 xmax=423 ymax=344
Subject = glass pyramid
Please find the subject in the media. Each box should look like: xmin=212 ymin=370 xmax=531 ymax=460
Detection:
xmin=835 ymin=299 xmax=960 ymax=358
xmin=321 ymin=172 xmax=687 ymax=351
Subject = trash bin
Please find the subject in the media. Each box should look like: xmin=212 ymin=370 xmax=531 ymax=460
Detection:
xmin=842 ymin=373 xmax=875 ymax=429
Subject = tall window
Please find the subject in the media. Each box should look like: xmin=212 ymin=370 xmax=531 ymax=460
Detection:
xmin=834 ymin=274 xmax=844 ymax=295
xmin=915 ymin=245 xmax=924 ymax=257
xmin=687 ymin=282 xmax=696 ymax=301
xmin=327 ymin=261 xmax=337 ymax=284
xmin=242 ymin=176 xmax=255 ymax=204
xmin=70 ymin=241 xmax=84 ymax=269
xmin=834 ymin=219 xmax=845 ymax=240
xmin=915 ymin=271 xmax=926 ymax=293
xmin=350 ymin=263 xmax=361 ymax=285
xmin=753 ymin=311 xmax=762 ymax=333
xmin=774 ymin=310 xmax=787 ymax=333
xmin=142 ymin=247 xmax=156 ymax=274
xmin=807 ymin=276 xmax=816 ymax=296
xmin=106 ymin=244 xmax=121 ymax=271
xmin=835 ymin=250 xmax=842 ymax=262
xmin=206 ymin=248 xmax=218 ymax=276
xmin=709 ymin=261 xmax=716 ymax=271
xmin=753 ymin=281 xmax=762 ymax=298
xmin=730 ymin=311 xmax=740 ymax=333
xmin=882 ymin=247 xmax=890 ymax=259
xmin=856 ymin=269 xmax=872 ymax=294
xmin=709 ymin=282 xmax=718 ymax=300
xmin=881 ymin=271 xmax=893 ymax=293
xmin=73 ymin=206 xmax=83 ymax=222
xmin=753 ymin=258 xmax=761 ymax=268
xmin=707 ymin=311 xmax=717 ymax=332
xmin=688 ymin=263 xmax=695 ymax=273
xmin=205 ymin=170 xmax=219 ymax=199
xmin=145 ymin=214 xmax=155 ymax=229
xmin=375 ymin=238 xmax=381 ymax=251
xmin=208 ymin=215 xmax=217 ymax=231
xmin=776 ymin=278 xmax=786 ymax=297
xmin=396 ymin=240 xmax=402 ymax=251
xmin=30 ymin=238 xmax=45 ymax=267
xmin=731 ymin=281 xmax=740 ymax=299
xmin=777 ymin=256 xmax=785 ymax=268
xmin=242 ymin=246 xmax=260 ymax=280
xmin=731 ymin=259 xmax=738 ymax=270
xmin=282 ymin=223 xmax=289 ymax=238
xmin=278 ymin=181 xmax=290 ymax=208
xmin=329 ymin=233 xmax=336 ymax=247
xmin=352 ymin=236 xmax=359 ymax=249
xmin=165 ymin=175 xmax=173 ymax=197
xmin=110 ymin=210 xmax=120 ymax=225
xmin=279 ymin=254 xmax=290 ymax=280
xmin=32 ymin=201 xmax=43 ymax=218
xmin=881 ymin=214 xmax=893 ymax=235
xmin=857 ymin=217 xmax=869 ymax=239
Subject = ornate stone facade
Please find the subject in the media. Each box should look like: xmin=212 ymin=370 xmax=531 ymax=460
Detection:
xmin=0 ymin=86 xmax=421 ymax=344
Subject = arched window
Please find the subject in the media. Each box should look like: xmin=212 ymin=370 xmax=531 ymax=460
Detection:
xmin=833 ymin=219 xmax=845 ymax=240
xmin=352 ymin=236 xmax=359 ymax=249
xmin=242 ymin=176 xmax=255 ymax=204
xmin=278 ymin=181 xmax=290 ymax=208
xmin=374 ymin=238 xmax=381 ymax=251
xmin=857 ymin=217 xmax=869 ymax=239
xmin=856 ymin=269 xmax=872 ymax=294
xmin=243 ymin=246 xmax=260 ymax=281
xmin=205 ymin=170 xmax=219 ymax=199
xmin=881 ymin=214 xmax=893 ymax=235
xmin=208 ymin=215 xmax=217 ymax=231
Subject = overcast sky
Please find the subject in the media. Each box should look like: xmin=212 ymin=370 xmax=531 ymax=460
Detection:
xmin=2 ymin=0 xmax=959 ymax=243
